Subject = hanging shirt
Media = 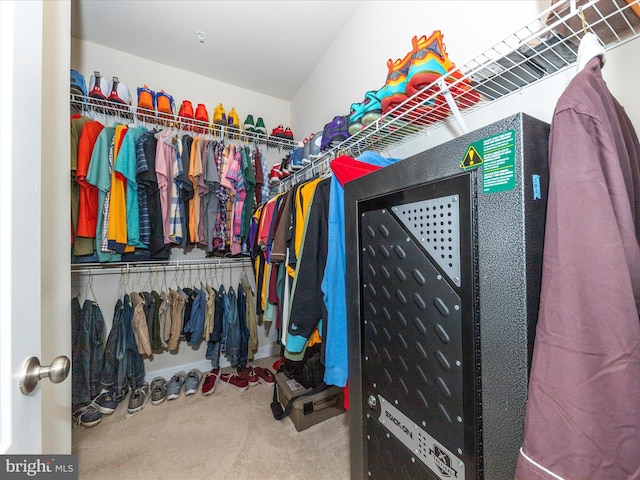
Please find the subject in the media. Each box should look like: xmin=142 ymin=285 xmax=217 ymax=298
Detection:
xmin=71 ymin=115 xmax=91 ymax=254
xmin=114 ymin=125 xmax=147 ymax=249
xmin=85 ymin=126 xmax=120 ymax=263
xmin=155 ymin=130 xmax=176 ymax=245
xmin=107 ymin=124 xmax=130 ymax=253
xmin=189 ymin=137 xmax=204 ymax=243
xmin=516 ymin=57 xmax=640 ymax=480
xmin=322 ymin=153 xmax=400 ymax=387
xmin=75 ymin=120 xmax=104 ymax=251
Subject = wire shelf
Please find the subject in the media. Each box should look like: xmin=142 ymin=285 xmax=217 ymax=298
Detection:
xmin=272 ymin=0 xmax=640 ymax=194
xmin=70 ymin=93 xmax=299 ymax=150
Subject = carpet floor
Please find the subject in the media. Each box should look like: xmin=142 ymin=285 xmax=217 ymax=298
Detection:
xmin=72 ymin=356 xmax=351 ymax=480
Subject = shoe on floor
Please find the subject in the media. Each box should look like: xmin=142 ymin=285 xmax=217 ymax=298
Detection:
xmin=72 ymin=404 xmax=102 ymax=428
xmin=128 ymin=382 xmax=150 ymax=414
xmin=219 ymin=372 xmax=249 ymax=392
xmin=253 ymin=366 xmax=275 ymax=385
xmin=94 ymin=391 xmax=118 ymax=415
xmin=166 ymin=371 xmax=187 ymax=400
xmin=184 ymin=369 xmax=202 ymax=395
xmin=202 ymin=368 xmax=220 ymax=396
xmin=150 ymin=377 xmax=168 ymax=405
xmin=237 ymin=366 xmax=259 ymax=387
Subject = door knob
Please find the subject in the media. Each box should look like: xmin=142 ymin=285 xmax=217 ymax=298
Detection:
xmin=19 ymin=355 xmax=70 ymax=395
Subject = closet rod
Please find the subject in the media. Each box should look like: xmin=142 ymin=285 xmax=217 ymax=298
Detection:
xmin=70 ymin=93 xmax=299 ymax=150
xmin=71 ymin=257 xmax=252 ymax=276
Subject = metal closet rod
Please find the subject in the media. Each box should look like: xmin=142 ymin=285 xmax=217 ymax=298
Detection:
xmin=71 ymin=257 xmax=252 ymax=276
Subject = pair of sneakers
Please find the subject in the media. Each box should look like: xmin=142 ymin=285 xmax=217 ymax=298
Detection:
xmin=137 ymin=85 xmax=175 ymax=121
xmin=72 ymin=389 xmax=120 ymax=428
xmin=94 ymin=384 xmax=150 ymax=416
xmin=270 ymin=125 xmax=295 ymax=141
xmin=212 ymin=104 xmax=241 ymax=131
xmin=243 ymin=114 xmax=267 ymax=136
xmin=166 ymin=369 xmax=202 ymax=400
xmin=201 ymin=367 xmax=250 ymax=394
xmin=378 ymin=31 xmax=479 ymax=117
xmin=88 ymin=71 xmax=131 ymax=115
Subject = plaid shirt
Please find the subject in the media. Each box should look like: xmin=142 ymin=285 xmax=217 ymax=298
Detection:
xmin=100 ymin=139 xmax=116 ymax=254
xmin=135 ymin=134 xmax=151 ymax=246
xmin=169 ymin=146 xmax=184 ymax=244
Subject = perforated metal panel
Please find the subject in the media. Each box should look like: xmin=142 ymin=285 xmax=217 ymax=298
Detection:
xmin=357 ymin=172 xmax=478 ymax=480
xmin=392 ymin=195 xmax=461 ymax=286
xmin=362 ymin=207 xmax=464 ymax=447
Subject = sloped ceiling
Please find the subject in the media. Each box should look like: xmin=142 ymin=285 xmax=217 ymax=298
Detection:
xmin=71 ymin=0 xmax=362 ymax=100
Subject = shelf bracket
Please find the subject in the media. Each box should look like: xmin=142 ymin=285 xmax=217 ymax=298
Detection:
xmin=438 ymin=78 xmax=469 ymax=135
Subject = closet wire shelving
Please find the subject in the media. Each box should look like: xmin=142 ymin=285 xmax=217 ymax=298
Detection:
xmin=70 ymin=93 xmax=300 ymax=151
xmin=273 ymin=0 xmax=640 ymax=194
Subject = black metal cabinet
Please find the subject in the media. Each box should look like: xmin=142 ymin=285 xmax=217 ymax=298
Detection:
xmin=345 ymin=113 xmax=550 ymax=480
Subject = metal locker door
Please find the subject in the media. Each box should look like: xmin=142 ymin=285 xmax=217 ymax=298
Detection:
xmin=357 ymin=172 xmax=480 ymax=479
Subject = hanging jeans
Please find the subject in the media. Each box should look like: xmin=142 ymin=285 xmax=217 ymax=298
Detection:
xmin=224 ymin=286 xmax=241 ymax=366
xmin=237 ymin=284 xmax=249 ymax=371
xmin=71 ymin=298 xmax=105 ymax=409
xmin=206 ymin=285 xmax=225 ymax=368
xmin=100 ymin=299 xmax=128 ymax=401
xmin=100 ymin=295 xmax=145 ymax=401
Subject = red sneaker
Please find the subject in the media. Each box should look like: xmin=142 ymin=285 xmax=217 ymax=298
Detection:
xmin=202 ymin=368 xmax=220 ymax=396
xmin=271 ymin=125 xmax=285 ymax=138
xmin=178 ymin=100 xmax=194 ymax=119
xmin=237 ymin=367 xmax=259 ymax=387
xmin=283 ymin=127 xmax=294 ymax=140
xmin=219 ymin=373 xmax=249 ymax=392
xmin=254 ymin=366 xmax=275 ymax=385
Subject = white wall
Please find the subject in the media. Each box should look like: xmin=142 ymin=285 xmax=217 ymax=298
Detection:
xmin=292 ymin=1 xmax=640 ymax=156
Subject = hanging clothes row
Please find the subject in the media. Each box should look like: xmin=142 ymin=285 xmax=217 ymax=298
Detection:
xmin=70 ymin=113 xmax=273 ymax=264
xmin=71 ymin=266 xmax=258 ymax=409
xmin=247 ymin=151 xmax=400 ymax=388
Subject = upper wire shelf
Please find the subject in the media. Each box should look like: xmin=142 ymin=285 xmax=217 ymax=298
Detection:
xmin=70 ymin=93 xmax=299 ymax=150
xmin=273 ymin=0 xmax=640 ymax=194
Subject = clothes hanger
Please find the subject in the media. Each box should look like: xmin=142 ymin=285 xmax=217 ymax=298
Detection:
xmin=576 ymin=7 xmax=606 ymax=72
xmin=84 ymin=270 xmax=98 ymax=305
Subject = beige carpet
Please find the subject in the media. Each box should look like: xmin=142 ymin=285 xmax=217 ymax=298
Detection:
xmin=72 ymin=357 xmax=351 ymax=480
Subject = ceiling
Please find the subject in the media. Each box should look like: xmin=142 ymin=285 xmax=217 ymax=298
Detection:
xmin=71 ymin=0 xmax=362 ymax=101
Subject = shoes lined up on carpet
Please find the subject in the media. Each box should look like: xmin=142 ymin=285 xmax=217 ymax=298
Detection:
xmin=72 ymin=365 xmax=275 ymax=428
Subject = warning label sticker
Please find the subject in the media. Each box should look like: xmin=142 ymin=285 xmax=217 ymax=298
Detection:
xmin=461 ymin=130 xmax=516 ymax=194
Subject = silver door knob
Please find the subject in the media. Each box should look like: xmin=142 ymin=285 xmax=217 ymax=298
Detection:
xmin=19 ymin=356 xmax=70 ymax=395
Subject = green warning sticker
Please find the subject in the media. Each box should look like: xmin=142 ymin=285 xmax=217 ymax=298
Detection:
xmin=461 ymin=130 xmax=516 ymax=194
